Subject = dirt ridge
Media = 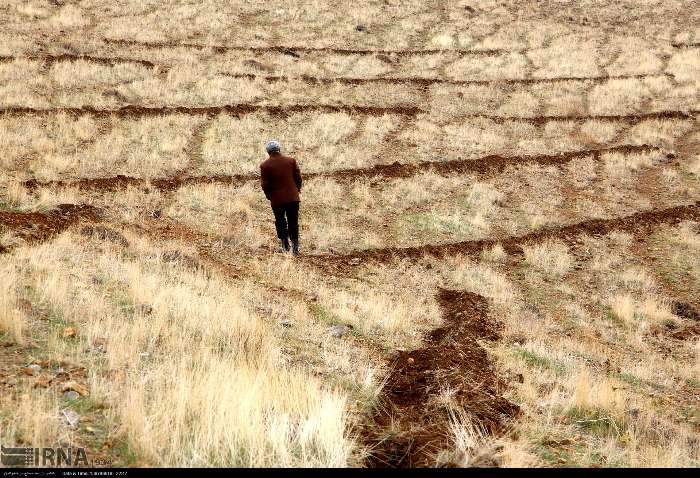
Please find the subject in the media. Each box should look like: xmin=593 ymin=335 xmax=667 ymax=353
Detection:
xmin=0 ymin=204 xmax=102 ymax=249
xmin=0 ymin=54 xmax=672 ymax=86
xmin=0 ymin=53 xmax=158 ymax=69
xmin=0 ymin=103 xmax=422 ymax=118
xmin=363 ymin=289 xmax=518 ymax=468
xmin=23 ymin=144 xmax=661 ymax=192
xmin=310 ymin=202 xmax=700 ymax=267
xmin=103 ymin=38 xmax=512 ymax=56
xmin=3 ymin=105 xmax=694 ymax=125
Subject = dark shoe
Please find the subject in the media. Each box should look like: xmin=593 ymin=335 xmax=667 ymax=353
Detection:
xmin=291 ymin=241 xmax=299 ymax=256
xmin=279 ymin=238 xmax=290 ymax=253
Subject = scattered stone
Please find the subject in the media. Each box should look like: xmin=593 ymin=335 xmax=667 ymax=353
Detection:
xmin=23 ymin=364 xmax=42 ymax=376
xmin=62 ymin=381 xmax=89 ymax=396
xmin=328 ymin=324 xmax=353 ymax=338
xmin=63 ymin=391 xmax=80 ymax=401
xmin=61 ymin=409 xmax=80 ymax=429
xmin=348 ymin=258 xmax=362 ymax=266
xmin=34 ymin=376 xmax=51 ymax=388
xmin=62 ymin=327 xmax=77 ymax=338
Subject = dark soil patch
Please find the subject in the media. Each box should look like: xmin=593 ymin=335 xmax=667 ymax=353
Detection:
xmin=672 ymin=300 xmax=700 ymax=322
xmin=0 ymin=205 xmax=101 ymax=249
xmin=362 ymin=289 xmax=518 ymax=468
xmin=0 ymin=53 xmax=157 ymax=69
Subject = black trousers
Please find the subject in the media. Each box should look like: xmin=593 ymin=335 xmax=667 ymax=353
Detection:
xmin=272 ymin=201 xmax=300 ymax=244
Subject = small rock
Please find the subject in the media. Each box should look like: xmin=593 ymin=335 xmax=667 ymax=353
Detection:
xmin=355 ymin=24 xmax=367 ymax=32
xmin=23 ymin=364 xmax=42 ymax=376
xmin=348 ymin=258 xmax=362 ymax=266
xmin=151 ymin=210 xmax=162 ymax=219
xmin=34 ymin=376 xmax=51 ymax=388
xmin=63 ymin=391 xmax=80 ymax=401
xmin=62 ymin=327 xmax=77 ymax=338
xmin=328 ymin=324 xmax=353 ymax=338
xmin=61 ymin=409 xmax=80 ymax=429
xmin=280 ymin=320 xmax=293 ymax=328
xmin=62 ymin=381 xmax=89 ymax=396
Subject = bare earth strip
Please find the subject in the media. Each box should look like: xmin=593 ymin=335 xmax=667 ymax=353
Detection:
xmin=102 ymin=38 xmax=513 ymax=56
xmin=0 ymin=54 xmax=674 ymax=85
xmin=362 ymin=289 xmax=519 ymax=468
xmin=3 ymin=107 xmax=695 ymax=126
xmin=22 ymin=144 xmax=662 ymax=192
xmin=308 ymin=202 xmax=700 ymax=268
xmin=0 ymin=104 xmax=422 ymax=118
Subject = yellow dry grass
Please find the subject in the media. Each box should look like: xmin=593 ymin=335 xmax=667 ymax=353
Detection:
xmin=0 ymin=0 xmax=699 ymax=469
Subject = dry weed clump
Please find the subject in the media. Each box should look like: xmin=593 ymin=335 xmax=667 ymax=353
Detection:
xmin=523 ymin=241 xmax=573 ymax=277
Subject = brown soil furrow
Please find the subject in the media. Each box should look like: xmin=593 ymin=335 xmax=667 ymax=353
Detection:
xmin=103 ymin=38 xmax=513 ymax=56
xmin=671 ymin=43 xmax=700 ymax=49
xmin=0 ymin=53 xmax=158 ymax=69
xmin=23 ymin=144 xmax=661 ymax=193
xmin=308 ymin=202 xmax=700 ymax=268
xmin=0 ymin=104 xmax=422 ymax=118
xmin=223 ymin=72 xmax=676 ymax=87
xmin=362 ymin=289 xmax=518 ymax=468
xmin=3 ymin=54 xmax=671 ymax=86
xmin=3 ymin=106 xmax=695 ymax=126
xmin=0 ymin=205 xmax=102 ymax=249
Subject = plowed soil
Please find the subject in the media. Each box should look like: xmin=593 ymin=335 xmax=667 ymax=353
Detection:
xmin=0 ymin=53 xmax=158 ymax=68
xmin=23 ymin=144 xmax=660 ymax=193
xmin=0 ymin=104 xmax=423 ymax=118
xmin=308 ymin=202 xmax=700 ymax=272
xmin=0 ymin=205 xmax=101 ymax=247
xmin=362 ymin=289 xmax=518 ymax=468
xmin=103 ymin=38 xmax=510 ymax=56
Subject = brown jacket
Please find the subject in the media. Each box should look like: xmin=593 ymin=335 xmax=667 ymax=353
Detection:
xmin=260 ymin=153 xmax=302 ymax=207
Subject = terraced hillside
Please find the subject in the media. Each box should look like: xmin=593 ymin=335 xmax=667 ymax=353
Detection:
xmin=1 ymin=0 xmax=699 ymax=468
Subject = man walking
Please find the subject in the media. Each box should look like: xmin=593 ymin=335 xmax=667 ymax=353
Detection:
xmin=260 ymin=140 xmax=302 ymax=255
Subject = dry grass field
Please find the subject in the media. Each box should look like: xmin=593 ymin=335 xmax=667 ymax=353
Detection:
xmin=1 ymin=0 xmax=699 ymax=468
